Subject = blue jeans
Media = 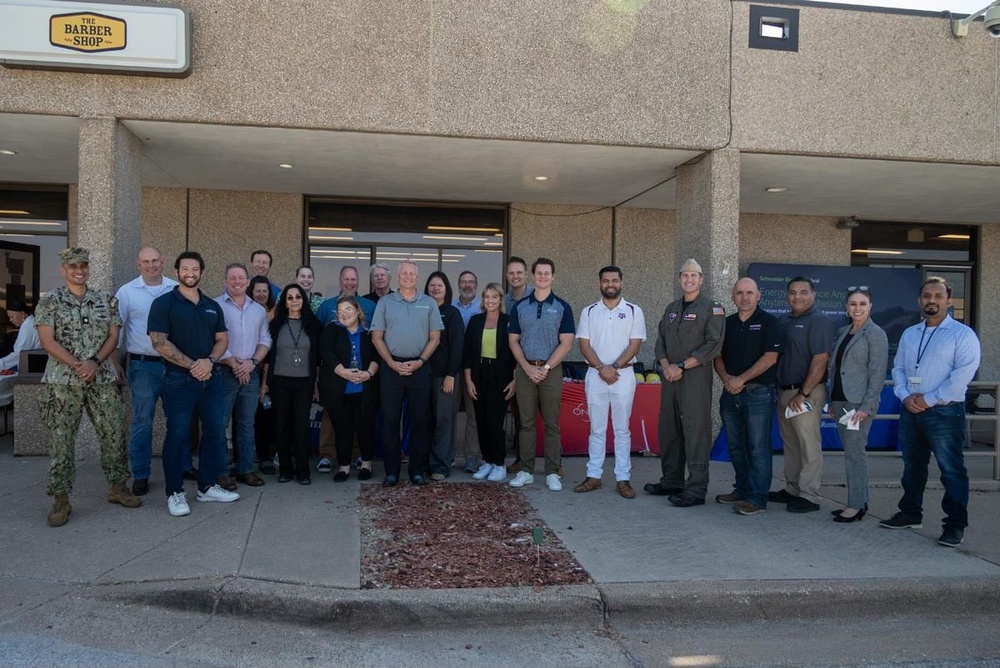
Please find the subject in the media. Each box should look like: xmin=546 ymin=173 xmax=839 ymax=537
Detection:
xmin=898 ymin=402 xmax=969 ymax=529
xmin=127 ymin=359 xmax=165 ymax=481
xmin=220 ymin=368 xmax=260 ymax=475
xmin=720 ymin=385 xmax=774 ymax=508
xmin=161 ymin=367 xmax=227 ymax=495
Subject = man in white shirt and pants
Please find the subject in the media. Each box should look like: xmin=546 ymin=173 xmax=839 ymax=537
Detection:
xmin=574 ymin=265 xmax=646 ymax=499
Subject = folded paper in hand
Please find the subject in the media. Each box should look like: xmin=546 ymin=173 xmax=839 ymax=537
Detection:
xmin=784 ymin=401 xmax=813 ymax=419
xmin=838 ymin=408 xmax=860 ymax=431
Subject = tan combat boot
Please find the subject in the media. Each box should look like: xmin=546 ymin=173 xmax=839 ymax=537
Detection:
xmin=108 ymin=483 xmax=142 ymax=508
xmin=47 ymin=495 xmax=71 ymax=527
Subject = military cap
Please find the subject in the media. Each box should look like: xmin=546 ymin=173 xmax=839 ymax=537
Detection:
xmin=58 ymin=247 xmax=90 ymax=264
xmin=679 ymin=258 xmax=703 ymax=274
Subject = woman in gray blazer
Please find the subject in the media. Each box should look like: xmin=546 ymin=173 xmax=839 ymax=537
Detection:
xmin=828 ymin=286 xmax=889 ymax=523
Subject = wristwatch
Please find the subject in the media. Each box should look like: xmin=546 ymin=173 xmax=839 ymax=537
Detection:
xmin=209 ymin=356 xmax=218 ymax=364
xmin=676 ymin=360 xmax=686 ymax=370
xmin=543 ymin=363 xmax=551 ymax=371
xmin=611 ymin=362 xmax=620 ymax=370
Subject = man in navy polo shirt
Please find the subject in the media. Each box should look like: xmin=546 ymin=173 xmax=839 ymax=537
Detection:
xmin=149 ymin=251 xmax=240 ymax=518
xmin=508 ymin=257 xmax=575 ymax=492
xmin=714 ymin=277 xmax=784 ymax=516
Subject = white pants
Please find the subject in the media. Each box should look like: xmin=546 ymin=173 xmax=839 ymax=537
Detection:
xmin=585 ymin=368 xmax=636 ymax=481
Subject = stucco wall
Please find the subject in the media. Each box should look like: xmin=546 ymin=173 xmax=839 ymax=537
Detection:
xmin=739 ymin=213 xmax=849 ymax=275
xmin=977 ymin=224 xmax=1000 ymax=383
xmin=0 ymin=1 xmax=730 ymax=149
xmin=732 ymin=3 xmax=999 ymax=163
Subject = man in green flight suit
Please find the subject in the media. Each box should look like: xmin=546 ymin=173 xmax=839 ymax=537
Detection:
xmin=645 ymin=258 xmax=726 ymax=507
xmin=35 ymin=247 xmax=141 ymax=527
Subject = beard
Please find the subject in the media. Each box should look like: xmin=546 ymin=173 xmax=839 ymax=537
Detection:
xmin=602 ymin=287 xmax=621 ymax=300
xmin=923 ymin=303 xmax=940 ymax=316
xmin=179 ymin=275 xmax=201 ymax=288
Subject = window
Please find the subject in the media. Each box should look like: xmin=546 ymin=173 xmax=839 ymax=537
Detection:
xmin=749 ymin=5 xmax=799 ymax=52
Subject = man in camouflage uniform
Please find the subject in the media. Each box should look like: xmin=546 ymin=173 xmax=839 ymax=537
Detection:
xmin=35 ymin=247 xmax=141 ymax=527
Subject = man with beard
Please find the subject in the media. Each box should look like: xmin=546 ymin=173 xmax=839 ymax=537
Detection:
xmin=881 ymin=277 xmax=980 ymax=548
xmin=149 ymin=251 xmax=239 ymax=517
xmin=574 ymin=266 xmax=646 ymax=499
xmin=645 ymin=258 xmax=725 ymax=507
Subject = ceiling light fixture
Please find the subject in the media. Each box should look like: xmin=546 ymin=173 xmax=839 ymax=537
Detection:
xmin=278 ymin=163 xmax=293 ymax=169
xmin=0 ymin=149 xmax=16 ymax=156
xmin=851 ymin=249 xmax=904 ymax=255
xmin=0 ymin=209 xmax=30 ymax=215
xmin=0 ymin=220 xmax=62 ymax=226
xmin=308 ymin=236 xmax=354 ymax=241
xmin=423 ymin=235 xmax=484 ymax=242
xmin=310 ymin=226 xmax=352 ymax=232
xmin=937 ymin=234 xmax=971 ymax=240
xmin=765 ymin=186 xmax=787 ymax=193
xmin=427 ymin=226 xmax=501 ymax=233
xmin=534 ymin=176 xmax=549 ymax=181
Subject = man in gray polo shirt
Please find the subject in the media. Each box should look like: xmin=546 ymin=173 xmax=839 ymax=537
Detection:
xmin=508 ymin=257 xmax=575 ymax=492
xmin=371 ymin=260 xmax=444 ymax=486
xmin=772 ymin=276 xmax=834 ymax=513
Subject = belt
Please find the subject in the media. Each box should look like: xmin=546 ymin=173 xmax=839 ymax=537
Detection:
xmin=391 ymin=355 xmax=420 ymax=363
xmin=480 ymin=357 xmax=497 ymax=365
xmin=745 ymin=382 xmax=769 ymax=390
xmin=129 ymin=354 xmax=162 ymax=363
xmin=526 ymin=359 xmax=549 ymax=366
xmin=592 ymin=363 xmax=633 ymax=369
xmin=779 ymin=384 xmax=802 ymax=391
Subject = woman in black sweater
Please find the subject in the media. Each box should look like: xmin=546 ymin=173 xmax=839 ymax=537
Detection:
xmin=317 ymin=296 xmax=379 ymax=482
xmin=424 ymin=271 xmax=465 ymax=480
xmin=463 ymin=282 xmax=516 ymax=482
xmin=263 ymin=284 xmax=321 ymax=485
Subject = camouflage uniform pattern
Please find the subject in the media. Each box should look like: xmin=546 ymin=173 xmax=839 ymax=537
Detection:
xmin=35 ymin=286 xmax=129 ymax=496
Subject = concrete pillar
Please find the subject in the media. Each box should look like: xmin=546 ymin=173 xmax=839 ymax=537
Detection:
xmin=76 ymin=117 xmax=143 ymax=292
xmin=675 ymin=148 xmax=740 ymax=302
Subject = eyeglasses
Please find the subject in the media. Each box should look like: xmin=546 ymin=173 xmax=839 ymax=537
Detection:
xmin=846 ymin=285 xmax=871 ymax=295
xmin=287 ymin=294 xmax=303 ymax=301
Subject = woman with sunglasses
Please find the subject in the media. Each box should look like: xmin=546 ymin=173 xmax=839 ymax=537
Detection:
xmin=265 ymin=284 xmax=321 ymax=484
xmin=828 ymin=286 xmax=888 ymax=523
xmin=317 ymin=296 xmax=379 ymax=482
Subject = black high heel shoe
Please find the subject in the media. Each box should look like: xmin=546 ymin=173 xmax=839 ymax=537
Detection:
xmin=833 ymin=508 xmax=866 ymax=523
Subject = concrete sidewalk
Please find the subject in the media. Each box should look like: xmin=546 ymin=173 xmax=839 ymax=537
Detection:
xmin=2 ymin=433 xmax=999 ymax=631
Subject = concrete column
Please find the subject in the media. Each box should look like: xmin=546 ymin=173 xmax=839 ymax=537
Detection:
xmin=674 ymin=148 xmax=740 ymax=302
xmin=76 ymin=117 xmax=143 ymax=292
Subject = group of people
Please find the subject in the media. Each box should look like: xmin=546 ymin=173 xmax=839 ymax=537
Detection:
xmin=30 ymin=246 xmax=982 ymax=548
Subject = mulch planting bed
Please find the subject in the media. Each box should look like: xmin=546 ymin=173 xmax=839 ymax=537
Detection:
xmin=360 ymin=482 xmax=591 ymax=589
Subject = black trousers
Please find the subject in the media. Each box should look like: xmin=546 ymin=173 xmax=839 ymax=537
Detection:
xmin=326 ymin=392 xmax=376 ymax=466
xmin=272 ymin=375 xmax=312 ymax=479
xmin=474 ymin=366 xmax=509 ymax=467
xmin=380 ymin=364 xmax=431 ymax=479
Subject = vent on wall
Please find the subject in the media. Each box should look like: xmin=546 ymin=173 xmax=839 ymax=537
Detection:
xmin=749 ymin=5 xmax=799 ymax=52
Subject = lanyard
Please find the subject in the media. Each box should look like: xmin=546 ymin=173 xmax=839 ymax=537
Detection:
xmin=916 ymin=326 xmax=938 ymax=370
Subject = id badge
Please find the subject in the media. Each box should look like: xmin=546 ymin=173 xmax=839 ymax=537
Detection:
xmin=908 ymin=376 xmax=921 ymax=387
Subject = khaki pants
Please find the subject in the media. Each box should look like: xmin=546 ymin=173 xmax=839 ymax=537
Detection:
xmin=515 ymin=365 xmax=563 ymax=476
xmin=776 ymin=386 xmax=826 ymax=503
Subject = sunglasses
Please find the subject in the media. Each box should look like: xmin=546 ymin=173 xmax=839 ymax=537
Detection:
xmin=846 ymin=285 xmax=871 ymax=295
xmin=287 ymin=294 xmax=303 ymax=301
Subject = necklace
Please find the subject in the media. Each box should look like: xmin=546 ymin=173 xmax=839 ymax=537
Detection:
xmin=286 ymin=319 xmax=304 ymax=366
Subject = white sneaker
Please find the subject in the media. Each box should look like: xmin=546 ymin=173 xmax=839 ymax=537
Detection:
xmin=196 ymin=484 xmax=240 ymax=503
xmin=167 ymin=492 xmax=190 ymax=517
xmin=487 ymin=465 xmax=508 ymax=482
xmin=316 ymin=458 xmax=332 ymax=473
xmin=509 ymin=471 xmax=534 ymax=487
xmin=546 ymin=473 xmax=563 ymax=491
xmin=472 ymin=462 xmax=493 ymax=480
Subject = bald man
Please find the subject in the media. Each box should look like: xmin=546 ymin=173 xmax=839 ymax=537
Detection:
xmin=713 ymin=278 xmax=785 ymax=516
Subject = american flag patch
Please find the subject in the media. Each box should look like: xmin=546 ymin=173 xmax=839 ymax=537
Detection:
xmin=713 ymin=307 xmax=725 ymax=316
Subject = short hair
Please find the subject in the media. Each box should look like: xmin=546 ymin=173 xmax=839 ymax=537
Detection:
xmin=296 ymin=265 xmax=314 ymax=277
xmin=787 ymin=276 xmax=815 ymax=291
xmin=424 ymin=271 xmax=454 ymax=305
xmin=336 ymin=295 xmax=367 ymax=328
xmin=921 ymin=276 xmax=953 ymax=298
xmin=369 ymin=262 xmax=390 ymax=275
xmin=458 ymin=270 xmax=478 ymax=283
xmin=225 ymin=262 xmax=249 ymax=279
xmin=507 ymin=256 xmax=528 ymax=270
xmin=176 ymin=251 xmax=205 ymax=271
xmin=599 ymin=265 xmax=622 ymax=279
xmin=250 ymin=250 xmax=272 ymax=265
xmin=397 ymin=260 xmax=419 ymax=274
xmin=340 ymin=265 xmax=359 ymax=278
xmin=532 ymin=257 xmax=555 ymax=274
xmin=481 ymin=282 xmax=505 ymax=313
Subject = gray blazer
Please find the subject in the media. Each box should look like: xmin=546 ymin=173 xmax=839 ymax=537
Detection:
xmin=828 ymin=318 xmax=889 ymax=415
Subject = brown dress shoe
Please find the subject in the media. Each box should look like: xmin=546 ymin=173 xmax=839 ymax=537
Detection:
xmin=715 ymin=492 xmax=741 ymax=505
xmin=616 ymin=481 xmax=636 ymax=499
xmin=217 ymin=475 xmax=238 ymax=491
xmin=235 ymin=472 xmax=265 ymax=487
xmin=573 ymin=477 xmax=603 ymax=493
xmin=107 ymin=483 xmax=142 ymax=508
xmin=48 ymin=494 xmax=71 ymax=527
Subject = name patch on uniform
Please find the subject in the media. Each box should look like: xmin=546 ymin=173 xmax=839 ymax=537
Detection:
xmin=712 ymin=307 xmax=725 ymax=316
xmin=749 ymin=324 xmax=762 ymax=331
xmin=683 ymin=313 xmax=697 ymax=321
